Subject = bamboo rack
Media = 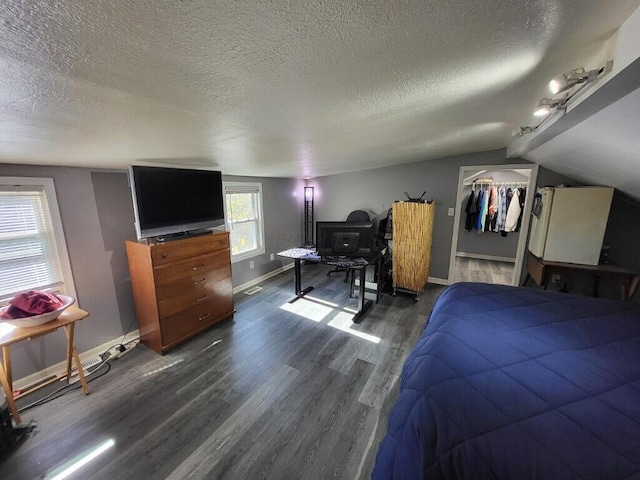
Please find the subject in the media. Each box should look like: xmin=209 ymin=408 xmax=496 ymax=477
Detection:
xmin=392 ymin=201 xmax=436 ymax=296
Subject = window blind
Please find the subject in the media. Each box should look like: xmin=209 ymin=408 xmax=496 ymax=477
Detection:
xmin=0 ymin=186 xmax=65 ymax=299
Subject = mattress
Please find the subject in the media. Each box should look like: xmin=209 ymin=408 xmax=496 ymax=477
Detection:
xmin=372 ymin=282 xmax=640 ymax=479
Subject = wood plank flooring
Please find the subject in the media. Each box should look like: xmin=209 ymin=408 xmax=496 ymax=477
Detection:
xmin=453 ymin=256 xmax=514 ymax=285
xmin=0 ymin=264 xmax=445 ymax=480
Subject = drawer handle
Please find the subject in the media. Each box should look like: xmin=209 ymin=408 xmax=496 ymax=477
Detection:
xmin=194 ymin=278 xmax=206 ymax=284
xmin=196 ymin=295 xmax=207 ymax=302
xmin=198 ymin=313 xmax=210 ymax=321
xmin=192 ymin=264 xmax=205 ymax=270
xmin=161 ymin=253 xmax=167 ymax=259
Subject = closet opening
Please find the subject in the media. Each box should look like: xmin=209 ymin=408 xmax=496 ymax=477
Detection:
xmin=448 ymin=164 xmax=539 ymax=286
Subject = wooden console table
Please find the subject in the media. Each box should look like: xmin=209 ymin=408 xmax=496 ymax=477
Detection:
xmin=0 ymin=306 xmax=90 ymax=424
xmin=522 ymin=252 xmax=640 ymax=301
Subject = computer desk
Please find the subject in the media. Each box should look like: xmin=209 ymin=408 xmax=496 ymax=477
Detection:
xmin=277 ymin=247 xmax=377 ymax=323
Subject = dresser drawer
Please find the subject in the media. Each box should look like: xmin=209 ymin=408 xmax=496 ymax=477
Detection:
xmin=151 ymin=233 xmax=229 ymax=266
xmin=155 ymin=264 xmax=231 ymax=301
xmin=160 ymin=279 xmax=234 ymax=346
xmin=154 ymin=249 xmax=230 ymax=286
xmin=157 ymin=277 xmax=232 ymax=318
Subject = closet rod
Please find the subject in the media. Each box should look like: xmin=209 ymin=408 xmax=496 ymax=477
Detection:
xmin=471 ymin=181 xmax=528 ymax=187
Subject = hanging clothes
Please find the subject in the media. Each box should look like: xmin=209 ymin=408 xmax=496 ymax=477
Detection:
xmin=496 ymin=187 xmax=506 ymax=232
xmin=475 ymin=188 xmax=485 ymax=231
xmin=504 ymin=188 xmax=521 ymax=232
xmin=516 ymin=187 xmax=526 ymax=232
xmin=487 ymin=186 xmax=498 ymax=232
xmin=464 ymin=189 xmax=477 ymax=232
xmin=479 ymin=187 xmax=489 ymax=232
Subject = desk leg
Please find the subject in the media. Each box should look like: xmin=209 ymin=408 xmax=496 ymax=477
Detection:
xmin=352 ymin=266 xmax=373 ymax=324
xmin=0 ymin=358 xmax=21 ymax=424
xmin=64 ymin=324 xmax=89 ymax=395
xmin=289 ymin=258 xmax=314 ymax=303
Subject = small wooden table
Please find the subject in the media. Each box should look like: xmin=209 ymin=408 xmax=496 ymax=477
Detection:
xmin=522 ymin=252 xmax=640 ymax=301
xmin=0 ymin=306 xmax=90 ymax=424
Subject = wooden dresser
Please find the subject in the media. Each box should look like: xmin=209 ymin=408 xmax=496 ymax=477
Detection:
xmin=125 ymin=231 xmax=234 ymax=354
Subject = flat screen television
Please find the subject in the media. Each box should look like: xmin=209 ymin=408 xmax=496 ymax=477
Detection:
xmin=316 ymin=221 xmax=376 ymax=258
xmin=129 ymin=165 xmax=225 ymax=240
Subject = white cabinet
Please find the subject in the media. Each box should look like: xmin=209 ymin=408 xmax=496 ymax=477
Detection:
xmin=528 ymin=186 xmax=613 ymax=265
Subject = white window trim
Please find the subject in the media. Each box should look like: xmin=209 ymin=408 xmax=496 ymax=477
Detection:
xmin=0 ymin=176 xmax=77 ymax=303
xmin=223 ymin=181 xmax=265 ymax=264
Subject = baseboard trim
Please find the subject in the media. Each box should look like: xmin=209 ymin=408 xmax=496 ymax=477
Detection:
xmin=13 ymin=329 xmax=140 ymax=391
xmin=427 ymin=277 xmax=450 ymax=286
xmin=456 ymin=252 xmax=516 ymax=263
xmin=233 ymin=263 xmax=294 ymax=294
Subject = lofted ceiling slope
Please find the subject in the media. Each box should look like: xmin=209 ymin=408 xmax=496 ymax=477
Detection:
xmin=0 ymin=0 xmax=639 ymax=179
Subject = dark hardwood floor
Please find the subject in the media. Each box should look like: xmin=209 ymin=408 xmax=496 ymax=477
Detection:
xmin=1 ymin=264 xmax=445 ymax=480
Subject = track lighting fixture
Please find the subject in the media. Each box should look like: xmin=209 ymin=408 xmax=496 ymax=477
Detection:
xmin=548 ymin=67 xmax=600 ymax=95
xmin=513 ymin=126 xmax=535 ymax=137
xmin=531 ymin=62 xmax=611 ymax=119
xmin=533 ymin=97 xmax=566 ymax=117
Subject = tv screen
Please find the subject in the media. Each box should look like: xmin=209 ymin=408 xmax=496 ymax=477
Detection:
xmin=129 ymin=166 xmax=225 ymax=240
xmin=316 ymin=221 xmax=376 ymax=258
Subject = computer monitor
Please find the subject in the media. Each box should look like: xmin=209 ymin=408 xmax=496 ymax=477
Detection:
xmin=316 ymin=221 xmax=376 ymax=258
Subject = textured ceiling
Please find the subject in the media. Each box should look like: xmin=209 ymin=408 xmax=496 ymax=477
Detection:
xmin=0 ymin=0 xmax=639 ymax=178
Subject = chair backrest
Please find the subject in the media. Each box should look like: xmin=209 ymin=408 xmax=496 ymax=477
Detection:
xmin=346 ymin=210 xmax=370 ymax=223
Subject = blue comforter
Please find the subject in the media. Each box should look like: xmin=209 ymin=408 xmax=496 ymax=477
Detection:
xmin=372 ymin=282 xmax=640 ymax=479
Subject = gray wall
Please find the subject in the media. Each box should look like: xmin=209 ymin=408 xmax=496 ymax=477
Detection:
xmin=310 ymin=149 xmax=524 ymax=280
xmin=3 ymin=155 xmax=640 ymax=380
xmin=0 ymin=165 xmax=303 ymax=380
xmin=222 ymin=175 xmax=304 ymax=287
xmin=0 ymin=164 xmax=137 ymax=379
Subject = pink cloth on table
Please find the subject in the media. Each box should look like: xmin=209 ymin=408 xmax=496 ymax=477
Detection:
xmin=1 ymin=290 xmax=63 ymax=319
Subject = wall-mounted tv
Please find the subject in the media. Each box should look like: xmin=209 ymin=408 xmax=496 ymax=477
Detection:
xmin=129 ymin=165 xmax=225 ymax=240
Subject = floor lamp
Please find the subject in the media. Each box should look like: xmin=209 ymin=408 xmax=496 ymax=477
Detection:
xmin=304 ymin=187 xmax=314 ymax=246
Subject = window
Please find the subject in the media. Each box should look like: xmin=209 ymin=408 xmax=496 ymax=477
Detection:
xmin=0 ymin=177 xmax=76 ymax=303
xmin=223 ymin=182 xmax=265 ymax=263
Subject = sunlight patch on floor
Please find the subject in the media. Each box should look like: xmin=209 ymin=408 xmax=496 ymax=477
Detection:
xmin=279 ymin=296 xmax=334 ymax=322
xmin=328 ymin=312 xmax=381 ymax=344
xmin=279 ymin=297 xmax=381 ymax=344
xmin=141 ymin=358 xmax=184 ymax=377
xmin=45 ymin=438 xmax=115 ymax=480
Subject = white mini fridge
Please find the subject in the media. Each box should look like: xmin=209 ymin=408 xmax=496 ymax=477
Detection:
xmin=528 ymin=186 xmax=614 ymax=265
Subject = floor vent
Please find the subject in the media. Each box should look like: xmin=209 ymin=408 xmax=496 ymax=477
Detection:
xmin=244 ymin=286 xmax=263 ymax=295
xmin=69 ymin=355 xmax=103 ymax=378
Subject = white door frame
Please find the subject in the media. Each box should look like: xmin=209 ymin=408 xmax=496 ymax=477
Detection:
xmin=448 ymin=163 xmax=539 ymax=286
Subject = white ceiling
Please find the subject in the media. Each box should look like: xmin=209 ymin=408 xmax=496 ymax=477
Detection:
xmin=1 ymin=0 xmax=639 ymax=179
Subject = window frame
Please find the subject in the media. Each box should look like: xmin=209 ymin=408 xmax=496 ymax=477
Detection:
xmin=0 ymin=176 xmax=77 ymax=304
xmin=223 ymin=181 xmax=266 ymax=264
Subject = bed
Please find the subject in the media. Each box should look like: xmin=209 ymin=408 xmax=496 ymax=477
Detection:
xmin=372 ymin=282 xmax=640 ymax=479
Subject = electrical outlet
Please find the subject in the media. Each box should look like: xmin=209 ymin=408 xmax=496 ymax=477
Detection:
xmin=270 ymin=253 xmax=274 ymax=261
xmin=447 ymin=207 xmax=455 ymax=217
xmin=551 ymin=274 xmax=561 ymax=284
xmin=250 ymin=260 xmax=254 ymax=269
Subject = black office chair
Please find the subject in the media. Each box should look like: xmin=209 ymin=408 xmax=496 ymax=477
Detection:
xmin=326 ymin=210 xmax=371 ymax=282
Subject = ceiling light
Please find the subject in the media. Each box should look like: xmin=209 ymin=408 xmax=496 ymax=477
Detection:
xmin=534 ymin=98 xmax=553 ymax=117
xmin=548 ymin=67 xmax=600 ymax=95
xmin=513 ymin=126 xmax=535 ymax=137
xmin=533 ymin=96 xmax=568 ymax=117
